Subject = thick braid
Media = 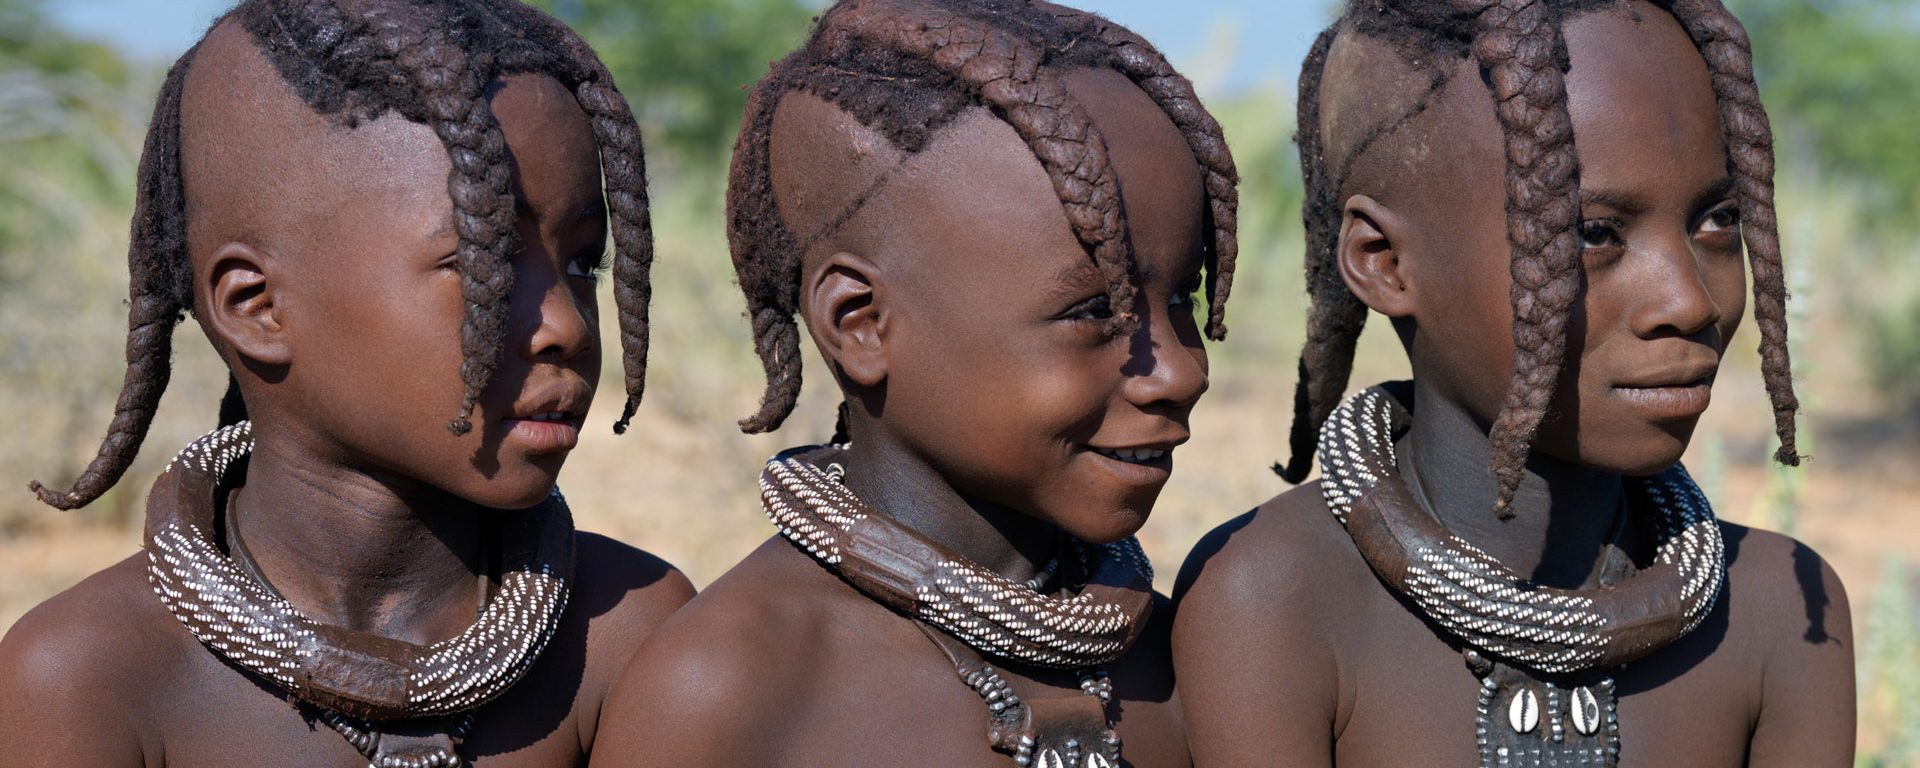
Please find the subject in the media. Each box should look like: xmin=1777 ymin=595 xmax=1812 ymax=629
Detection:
xmin=731 ymin=64 xmax=808 ymax=434
xmin=728 ymin=0 xmax=1235 ymax=435
xmin=388 ymin=22 xmax=518 ymax=436
xmin=1667 ymin=0 xmax=1799 ymax=466
xmin=1278 ymin=27 xmax=1367 ymax=484
xmin=826 ymin=0 xmax=1140 ymax=337
xmin=28 ymin=51 xmax=199 ymax=510
xmin=1457 ymin=0 xmax=1586 ymax=518
xmin=527 ymin=14 xmax=655 ymax=434
xmin=1064 ymin=8 xmax=1240 ymax=340
xmin=440 ymin=0 xmax=659 ymax=435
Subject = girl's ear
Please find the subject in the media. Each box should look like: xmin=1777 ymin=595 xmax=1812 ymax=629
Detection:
xmin=801 ymin=251 xmax=888 ymax=388
xmin=1337 ymin=194 xmax=1417 ymax=318
xmin=200 ymin=241 xmax=292 ymax=367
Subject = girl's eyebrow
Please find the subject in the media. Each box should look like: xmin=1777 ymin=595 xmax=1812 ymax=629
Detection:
xmin=1578 ymin=187 xmax=1647 ymax=215
xmin=1691 ymin=176 xmax=1737 ymax=211
xmin=1578 ymin=176 xmax=1737 ymax=216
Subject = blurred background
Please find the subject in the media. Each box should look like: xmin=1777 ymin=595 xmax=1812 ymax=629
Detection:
xmin=1 ymin=0 xmax=1915 ymax=760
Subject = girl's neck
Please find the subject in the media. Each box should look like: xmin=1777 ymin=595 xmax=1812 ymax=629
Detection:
xmin=842 ymin=421 xmax=1060 ymax=587
xmin=1397 ymin=379 xmax=1626 ymax=588
xmin=226 ymin=424 xmax=491 ymax=645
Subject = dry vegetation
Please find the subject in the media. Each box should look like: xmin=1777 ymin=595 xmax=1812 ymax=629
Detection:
xmin=2 ymin=1 xmax=1916 ymax=761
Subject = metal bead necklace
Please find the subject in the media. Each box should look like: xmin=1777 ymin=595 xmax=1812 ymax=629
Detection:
xmin=1317 ymin=386 xmax=1727 ymax=767
xmin=144 ymin=422 xmax=576 ymax=767
xmin=761 ymin=445 xmax=1151 ymax=767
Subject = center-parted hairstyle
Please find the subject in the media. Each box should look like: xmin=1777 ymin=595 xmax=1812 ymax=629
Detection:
xmin=30 ymin=0 xmax=655 ymax=510
xmin=726 ymin=0 xmax=1240 ymax=434
xmin=1277 ymin=0 xmax=1800 ymax=518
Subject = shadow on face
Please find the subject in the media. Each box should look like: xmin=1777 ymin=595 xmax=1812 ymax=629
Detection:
xmin=769 ymin=67 xmax=1212 ymax=542
xmin=1329 ymin=1 xmax=1745 ymax=476
xmin=181 ymin=20 xmax=609 ymax=509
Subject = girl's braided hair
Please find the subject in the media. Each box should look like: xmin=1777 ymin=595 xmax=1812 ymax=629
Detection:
xmin=30 ymin=0 xmax=654 ymax=510
xmin=1279 ymin=0 xmax=1798 ymax=518
xmin=726 ymin=0 xmax=1239 ymax=434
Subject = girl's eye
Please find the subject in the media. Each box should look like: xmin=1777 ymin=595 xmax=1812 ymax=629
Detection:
xmin=1064 ymin=295 xmax=1114 ymax=322
xmin=566 ymin=249 xmax=609 ymax=283
xmin=1579 ymin=219 xmax=1623 ymax=249
xmin=1699 ymin=204 xmax=1741 ymax=233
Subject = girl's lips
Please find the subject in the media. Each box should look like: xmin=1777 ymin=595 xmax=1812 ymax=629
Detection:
xmin=1082 ymin=445 xmax=1174 ymax=486
xmin=505 ymin=417 xmax=581 ymax=453
xmin=1612 ymin=380 xmax=1712 ymax=420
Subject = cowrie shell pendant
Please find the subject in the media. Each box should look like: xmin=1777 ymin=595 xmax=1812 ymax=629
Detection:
xmin=1508 ymin=688 xmax=1541 ymax=734
xmin=1570 ymin=686 xmax=1602 ymax=736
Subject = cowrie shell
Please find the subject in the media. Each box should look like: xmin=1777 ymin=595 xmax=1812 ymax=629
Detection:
xmin=1509 ymin=688 xmax=1541 ymax=734
xmin=1037 ymin=749 xmax=1066 ymax=768
xmin=1085 ymin=754 xmax=1114 ymax=768
xmin=1570 ymin=686 xmax=1601 ymax=736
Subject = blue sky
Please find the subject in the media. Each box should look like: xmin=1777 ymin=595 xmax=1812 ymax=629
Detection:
xmin=48 ymin=0 xmax=1333 ymax=96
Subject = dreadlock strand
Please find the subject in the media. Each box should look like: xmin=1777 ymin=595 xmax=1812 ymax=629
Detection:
xmin=29 ymin=49 xmax=199 ymax=510
xmin=732 ymin=64 xmax=808 ymax=434
xmin=1278 ymin=26 xmax=1365 ymax=484
xmin=1459 ymin=0 xmax=1586 ymax=519
xmin=1074 ymin=11 xmax=1241 ymax=339
xmin=828 ymin=0 xmax=1140 ymax=335
xmin=1668 ymin=0 xmax=1800 ymax=466
xmin=725 ymin=0 xmax=1237 ymax=436
xmin=397 ymin=29 xmax=519 ymax=436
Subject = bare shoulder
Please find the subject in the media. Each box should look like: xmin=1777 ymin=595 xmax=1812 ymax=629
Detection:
xmin=1708 ymin=521 xmax=1856 ymax=766
xmin=1173 ymin=480 xmax=1373 ymax=625
xmin=0 ymin=553 xmax=185 ymax=763
xmin=590 ymin=537 xmax=848 ymax=767
xmin=1716 ymin=521 xmax=1852 ymax=651
xmin=569 ymin=530 xmax=694 ymax=656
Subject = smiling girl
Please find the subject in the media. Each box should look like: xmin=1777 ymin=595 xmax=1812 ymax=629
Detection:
xmin=590 ymin=1 xmax=1237 ymax=766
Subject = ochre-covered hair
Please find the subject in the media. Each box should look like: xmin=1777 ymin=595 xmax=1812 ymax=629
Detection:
xmin=726 ymin=0 xmax=1240 ymax=434
xmin=1278 ymin=0 xmax=1799 ymax=518
xmin=31 ymin=0 xmax=654 ymax=510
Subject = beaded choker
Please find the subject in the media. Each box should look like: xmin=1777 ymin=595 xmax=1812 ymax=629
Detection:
xmin=144 ymin=422 xmax=575 ymax=767
xmin=1318 ymin=386 xmax=1727 ymax=766
xmin=760 ymin=445 xmax=1153 ymax=767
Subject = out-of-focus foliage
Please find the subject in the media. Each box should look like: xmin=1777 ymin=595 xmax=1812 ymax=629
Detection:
xmin=0 ymin=0 xmax=178 ymax=529
xmin=1732 ymin=0 xmax=1920 ymax=217
xmin=1732 ymin=0 xmax=1920 ymax=416
xmin=529 ymin=0 xmax=816 ymax=172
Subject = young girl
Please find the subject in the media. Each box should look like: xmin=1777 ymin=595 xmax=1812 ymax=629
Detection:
xmin=591 ymin=1 xmax=1237 ymax=766
xmin=1172 ymin=1 xmax=1853 ymax=766
xmin=0 ymin=2 xmax=691 ymax=765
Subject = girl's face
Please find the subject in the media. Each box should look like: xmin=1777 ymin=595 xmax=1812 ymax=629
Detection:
xmin=234 ymin=73 xmax=609 ymax=510
xmin=821 ymin=69 xmax=1211 ymax=544
xmin=1391 ymin=2 xmax=1744 ymax=476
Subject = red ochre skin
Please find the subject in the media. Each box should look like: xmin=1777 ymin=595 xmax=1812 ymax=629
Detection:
xmin=590 ymin=68 xmax=1207 ymax=767
xmin=1171 ymin=5 xmax=1853 ymax=767
xmin=0 ymin=21 xmax=692 ymax=766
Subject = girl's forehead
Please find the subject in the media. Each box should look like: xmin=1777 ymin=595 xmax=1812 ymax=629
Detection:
xmin=1562 ymin=6 xmax=1726 ymax=193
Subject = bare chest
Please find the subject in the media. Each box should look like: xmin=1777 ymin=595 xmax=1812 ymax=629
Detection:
xmin=1331 ymin=599 xmax=1757 ymax=768
xmin=133 ymin=635 xmax=593 ymax=767
xmin=759 ymin=624 xmax=1190 ymax=768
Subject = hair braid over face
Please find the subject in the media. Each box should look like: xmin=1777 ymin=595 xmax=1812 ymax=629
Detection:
xmin=1668 ymin=0 xmax=1799 ymax=467
xmin=1281 ymin=0 xmax=1799 ymax=517
xmin=727 ymin=0 xmax=1238 ymax=435
xmin=30 ymin=0 xmax=653 ymax=509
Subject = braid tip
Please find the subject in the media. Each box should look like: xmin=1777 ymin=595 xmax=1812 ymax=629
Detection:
xmin=27 ymin=480 xmax=83 ymax=511
xmin=447 ymin=416 xmax=474 ymax=437
xmin=1273 ymin=455 xmax=1312 ymax=484
xmin=1773 ymin=445 xmax=1802 ymax=467
xmin=612 ymin=397 xmax=639 ymax=435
